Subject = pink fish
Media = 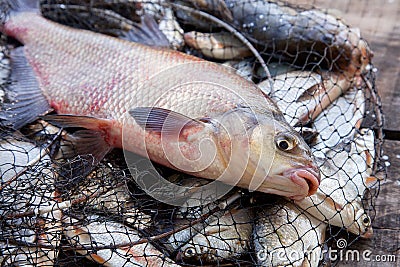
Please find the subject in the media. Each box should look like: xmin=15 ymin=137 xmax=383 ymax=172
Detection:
xmin=0 ymin=0 xmax=319 ymax=200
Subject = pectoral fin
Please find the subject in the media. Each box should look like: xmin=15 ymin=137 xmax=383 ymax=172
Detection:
xmin=129 ymin=107 xmax=206 ymax=138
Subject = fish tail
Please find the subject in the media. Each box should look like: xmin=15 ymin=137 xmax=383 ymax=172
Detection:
xmin=0 ymin=46 xmax=51 ymax=130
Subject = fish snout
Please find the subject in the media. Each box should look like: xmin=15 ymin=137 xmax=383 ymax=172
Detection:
xmin=286 ymin=164 xmax=320 ymax=200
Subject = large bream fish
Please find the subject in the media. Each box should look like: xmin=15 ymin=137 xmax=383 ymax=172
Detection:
xmin=0 ymin=0 xmax=320 ymax=200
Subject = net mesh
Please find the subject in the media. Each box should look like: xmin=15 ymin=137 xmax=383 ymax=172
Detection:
xmin=0 ymin=0 xmax=386 ymax=266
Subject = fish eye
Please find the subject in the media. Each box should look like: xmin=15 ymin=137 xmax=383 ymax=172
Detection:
xmin=275 ymin=134 xmax=296 ymax=151
xmin=362 ymin=215 xmax=371 ymax=226
xmin=184 ymin=247 xmax=196 ymax=258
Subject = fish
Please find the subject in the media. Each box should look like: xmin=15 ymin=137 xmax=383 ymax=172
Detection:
xmin=294 ymin=129 xmax=377 ymax=237
xmin=63 ymin=215 xmax=180 ymax=267
xmin=253 ymin=200 xmax=327 ymax=267
xmin=184 ymin=31 xmax=252 ymax=60
xmin=164 ymin=185 xmax=242 ymax=252
xmin=258 ymin=71 xmax=353 ymax=126
xmin=176 ymin=207 xmax=253 ymax=263
xmin=72 ymin=176 xmax=153 ymax=230
xmin=311 ymin=87 xmax=365 ymax=158
xmin=158 ymin=8 xmax=185 ymax=50
xmin=0 ymin=0 xmax=320 ymax=200
xmin=225 ymin=0 xmax=373 ymax=78
xmin=0 ymin=135 xmax=62 ymax=266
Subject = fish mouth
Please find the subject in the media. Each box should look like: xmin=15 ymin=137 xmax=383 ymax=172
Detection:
xmin=288 ymin=166 xmax=321 ymax=197
xmin=259 ymin=166 xmax=320 ymax=200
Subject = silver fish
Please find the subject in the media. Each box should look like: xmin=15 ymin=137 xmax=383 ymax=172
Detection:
xmin=63 ymin=215 xmax=180 ymax=267
xmin=0 ymin=136 xmax=62 ymax=266
xmin=295 ymin=129 xmax=377 ymax=237
xmin=258 ymin=71 xmax=353 ymax=126
xmin=177 ymin=207 xmax=253 ymax=263
xmin=254 ymin=200 xmax=326 ymax=267
xmin=73 ymin=178 xmax=152 ymax=230
xmin=258 ymin=71 xmax=323 ymax=126
xmin=159 ymin=8 xmax=184 ymax=50
xmin=165 ymin=187 xmax=241 ymax=251
xmin=311 ymin=87 xmax=365 ymax=158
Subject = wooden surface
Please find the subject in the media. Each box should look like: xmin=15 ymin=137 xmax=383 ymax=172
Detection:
xmin=299 ymin=1 xmax=400 ymax=266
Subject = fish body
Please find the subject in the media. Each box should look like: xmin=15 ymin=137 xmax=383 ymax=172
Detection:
xmin=311 ymin=87 xmax=365 ymax=158
xmin=158 ymin=8 xmax=184 ymax=50
xmin=184 ymin=31 xmax=252 ymax=60
xmin=0 ymin=136 xmax=62 ymax=266
xmin=0 ymin=6 xmax=320 ymax=199
xmin=63 ymin=215 xmax=180 ymax=267
xmin=253 ymin=201 xmax=326 ymax=267
xmin=225 ymin=0 xmax=372 ymax=77
xmin=177 ymin=208 xmax=253 ymax=263
xmin=258 ymin=71 xmax=353 ymax=126
xmin=295 ymin=129 xmax=376 ymax=237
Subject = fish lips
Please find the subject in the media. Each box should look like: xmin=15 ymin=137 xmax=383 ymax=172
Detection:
xmin=285 ymin=166 xmax=321 ymax=200
xmin=260 ymin=166 xmax=320 ymax=200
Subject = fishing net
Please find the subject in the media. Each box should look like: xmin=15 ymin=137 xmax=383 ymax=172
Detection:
xmin=0 ymin=0 xmax=387 ymax=266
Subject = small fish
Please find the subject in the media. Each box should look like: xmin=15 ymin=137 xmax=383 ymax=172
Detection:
xmin=294 ymin=129 xmax=377 ymax=237
xmin=176 ymin=208 xmax=253 ymax=263
xmin=258 ymin=71 xmax=322 ymax=126
xmin=0 ymin=135 xmax=62 ymax=266
xmin=254 ymin=200 xmax=326 ymax=267
xmin=225 ymin=0 xmax=373 ymax=77
xmin=184 ymin=31 xmax=252 ymax=60
xmin=73 ymin=178 xmax=152 ymax=230
xmin=0 ymin=1 xmax=320 ymax=199
xmin=63 ymin=215 xmax=180 ymax=267
xmin=165 ymin=187 xmax=242 ymax=252
xmin=311 ymin=87 xmax=365 ymax=158
xmin=159 ymin=8 xmax=185 ymax=50
xmin=258 ymin=71 xmax=353 ymax=126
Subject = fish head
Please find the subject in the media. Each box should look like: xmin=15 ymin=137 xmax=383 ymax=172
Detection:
xmin=212 ymin=107 xmax=320 ymax=200
xmin=245 ymin=115 xmax=321 ymax=200
xmin=349 ymin=207 xmax=373 ymax=238
xmin=176 ymin=237 xmax=215 ymax=262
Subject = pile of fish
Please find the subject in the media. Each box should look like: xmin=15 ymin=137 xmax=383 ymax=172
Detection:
xmin=0 ymin=0 xmax=384 ymax=266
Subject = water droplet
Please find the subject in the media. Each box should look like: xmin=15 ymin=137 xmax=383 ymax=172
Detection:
xmin=258 ymin=14 xmax=264 ymax=19
xmin=249 ymin=22 xmax=255 ymax=27
xmin=262 ymin=26 xmax=267 ymax=31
